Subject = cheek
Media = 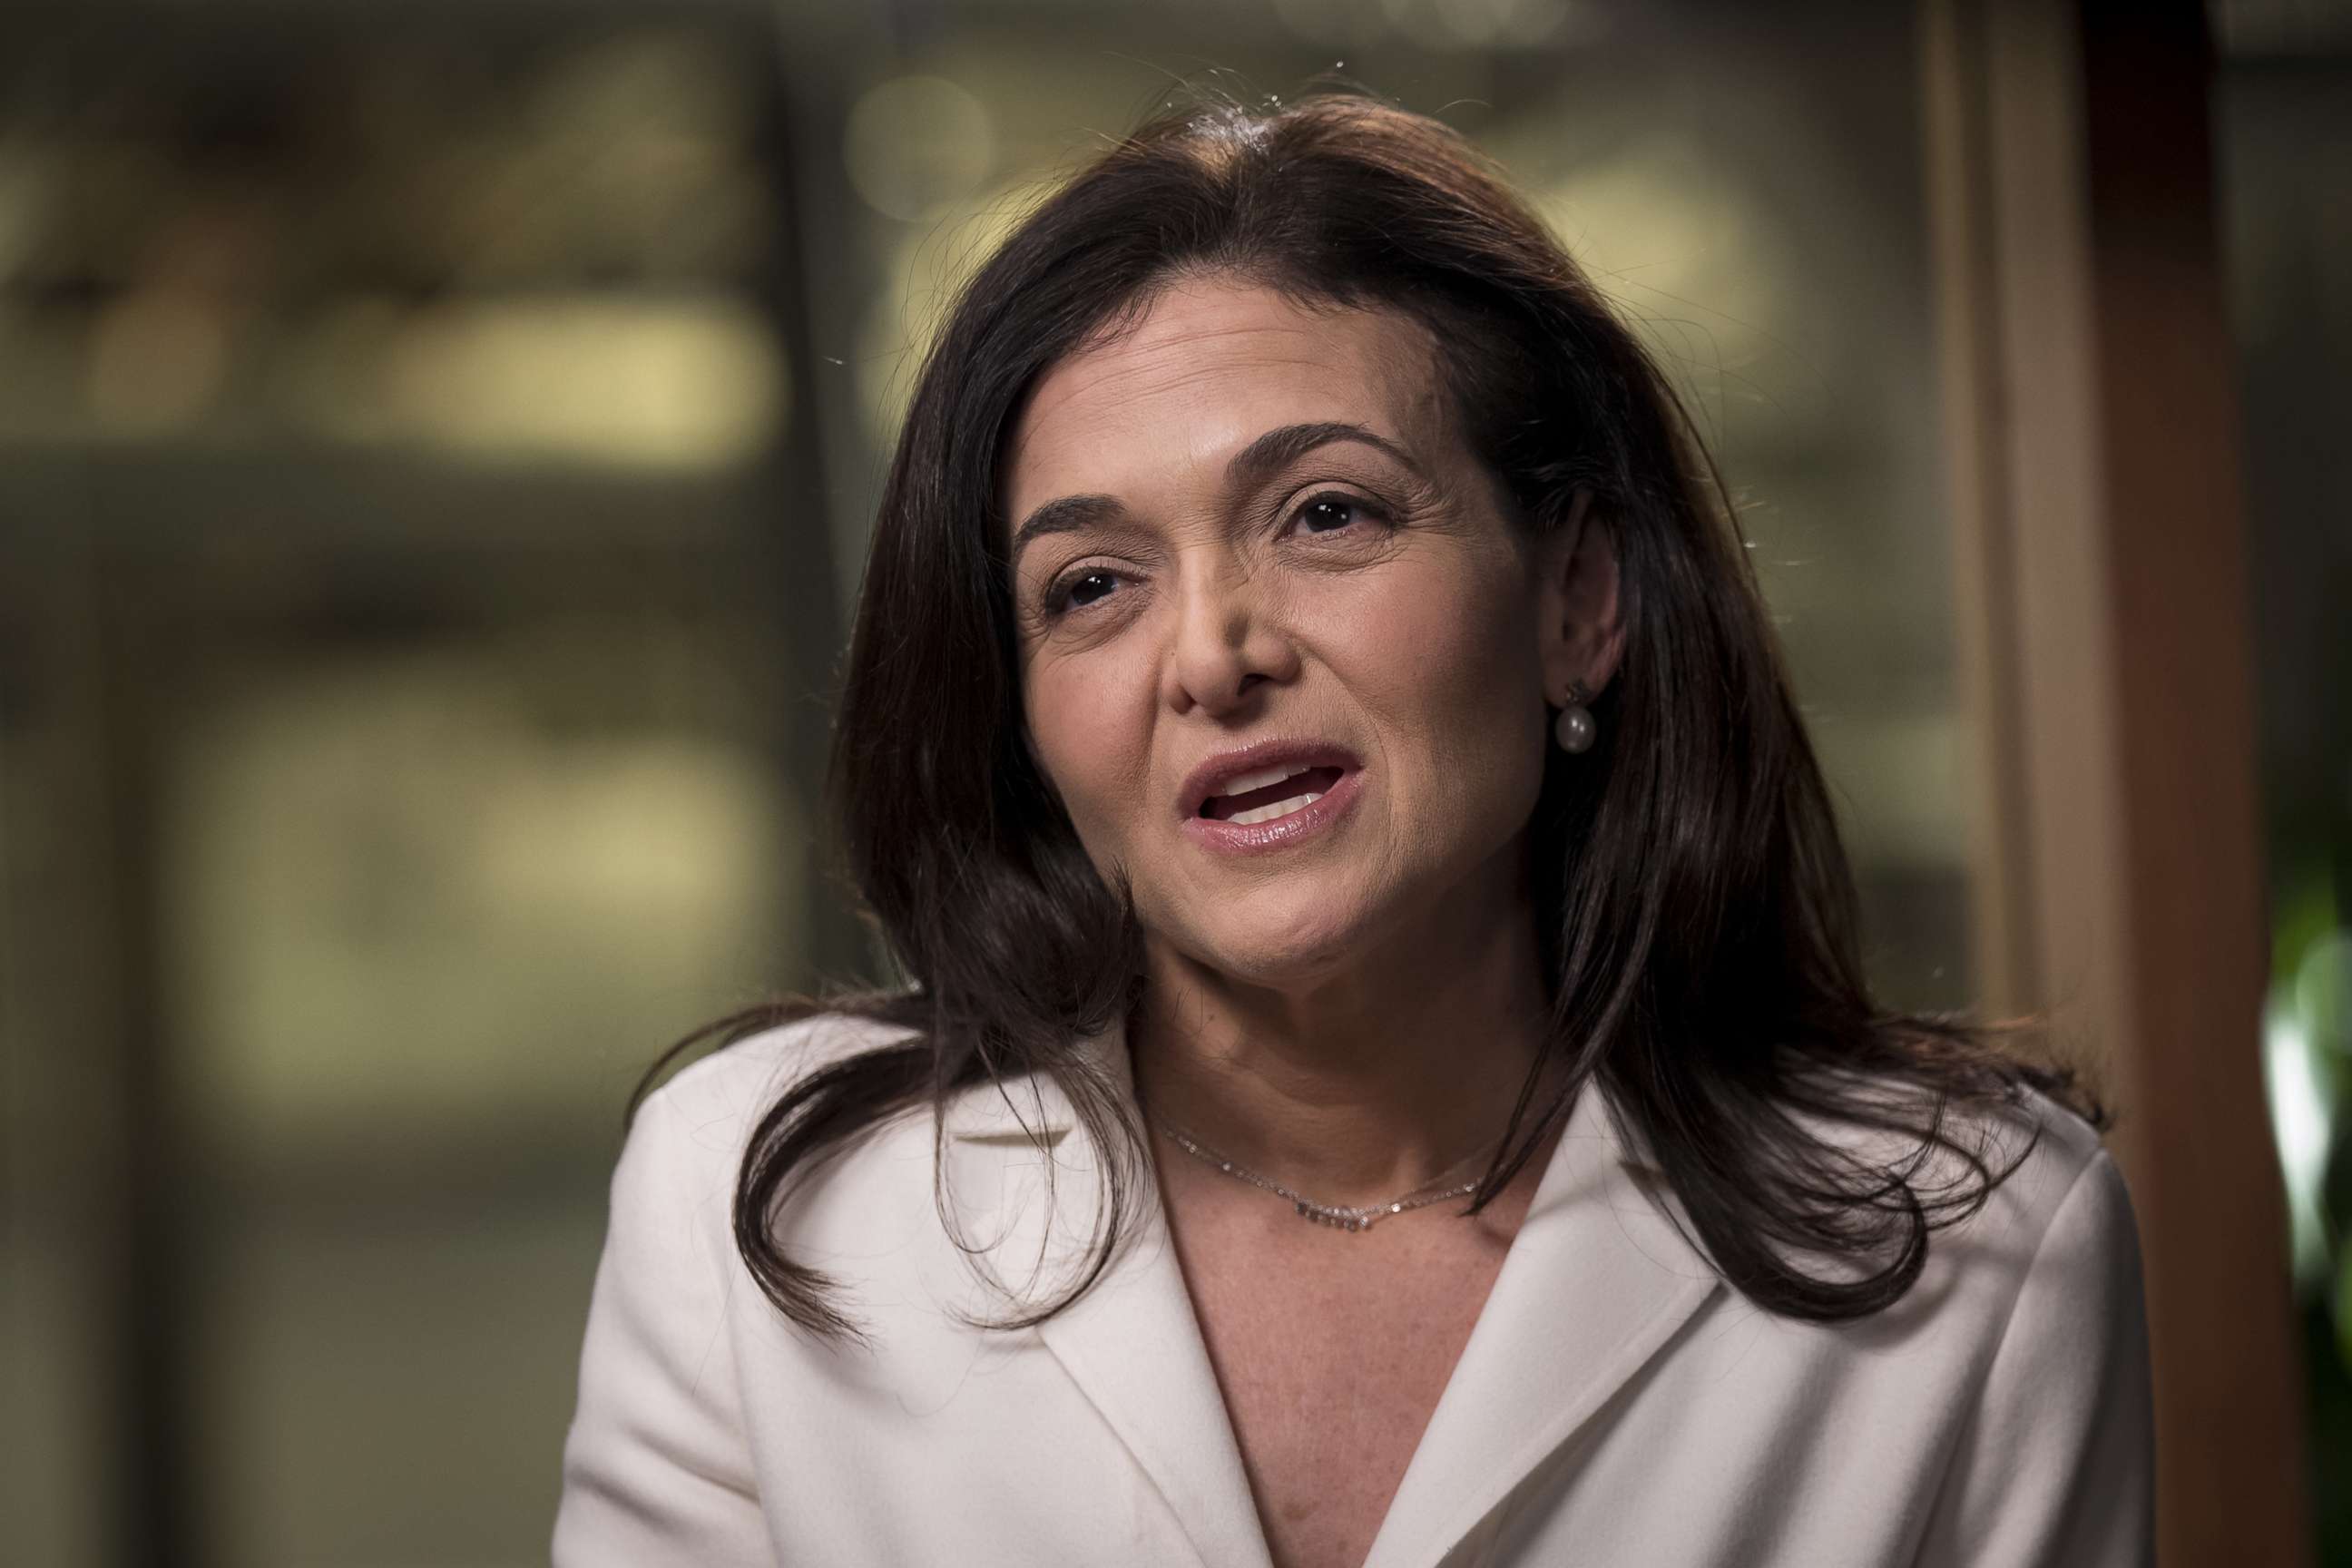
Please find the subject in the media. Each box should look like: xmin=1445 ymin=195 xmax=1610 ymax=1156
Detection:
xmin=1024 ymin=655 xmax=1152 ymax=837
xmin=1343 ymin=565 xmax=1542 ymax=778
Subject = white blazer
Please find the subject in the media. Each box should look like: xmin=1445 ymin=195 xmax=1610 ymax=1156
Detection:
xmin=554 ymin=1011 xmax=2155 ymax=1567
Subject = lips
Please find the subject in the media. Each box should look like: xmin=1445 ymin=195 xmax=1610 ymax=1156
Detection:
xmin=1200 ymin=765 xmax=1347 ymax=821
xmin=1181 ymin=761 xmax=1366 ymax=855
xmin=1179 ymin=740 xmax=1364 ymax=821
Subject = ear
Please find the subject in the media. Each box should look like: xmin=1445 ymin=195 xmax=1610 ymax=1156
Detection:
xmin=1534 ymin=488 xmax=1625 ymax=703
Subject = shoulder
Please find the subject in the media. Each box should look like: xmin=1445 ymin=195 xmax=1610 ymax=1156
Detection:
xmin=558 ymin=1010 xmax=926 ymax=1558
xmin=1904 ymin=1077 xmax=2145 ymax=1363
xmin=627 ymin=1010 xmax=928 ymax=1192
xmin=1970 ymin=1081 xmax=2142 ymax=1326
xmin=1808 ymin=1065 xmax=2116 ymax=1230
xmin=1941 ymin=1076 xmax=2129 ymax=1276
xmin=1763 ymin=1066 xmax=2136 ymax=1314
xmin=1905 ymin=1083 xmax=2156 ymax=1560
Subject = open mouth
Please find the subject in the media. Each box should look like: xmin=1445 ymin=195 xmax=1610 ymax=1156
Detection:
xmin=1199 ymin=764 xmax=1348 ymax=825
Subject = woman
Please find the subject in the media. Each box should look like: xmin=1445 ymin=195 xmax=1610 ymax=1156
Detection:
xmin=554 ymin=92 xmax=2153 ymax=1568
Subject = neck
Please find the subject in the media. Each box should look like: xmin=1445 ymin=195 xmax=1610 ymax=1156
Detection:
xmin=1128 ymin=838 xmax=1559 ymax=1206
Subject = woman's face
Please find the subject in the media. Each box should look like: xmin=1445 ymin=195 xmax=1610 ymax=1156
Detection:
xmin=1001 ymin=275 xmax=1584 ymax=989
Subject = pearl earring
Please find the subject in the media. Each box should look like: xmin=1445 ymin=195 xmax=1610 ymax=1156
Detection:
xmin=1553 ymin=680 xmax=1597 ymax=754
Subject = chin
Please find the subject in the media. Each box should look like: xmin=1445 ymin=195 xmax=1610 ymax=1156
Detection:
xmin=1183 ymin=905 xmax=1373 ymax=988
xmin=1210 ymin=947 xmax=1353 ymax=990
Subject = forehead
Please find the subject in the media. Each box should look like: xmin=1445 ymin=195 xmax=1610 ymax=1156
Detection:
xmin=1001 ymin=278 xmax=1448 ymax=510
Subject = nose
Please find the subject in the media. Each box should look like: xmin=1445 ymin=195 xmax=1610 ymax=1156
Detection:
xmin=1160 ymin=551 xmax=1299 ymax=717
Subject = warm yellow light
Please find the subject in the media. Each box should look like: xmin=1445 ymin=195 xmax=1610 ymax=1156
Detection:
xmin=86 ymin=289 xmax=230 ymax=430
xmin=278 ymin=292 xmax=786 ymax=471
xmin=844 ymin=75 xmax=996 ymax=223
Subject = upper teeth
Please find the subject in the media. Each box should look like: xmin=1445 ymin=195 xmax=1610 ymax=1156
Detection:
xmin=1225 ymin=789 xmax=1326 ymax=826
xmin=1214 ymin=764 xmax=1317 ymax=799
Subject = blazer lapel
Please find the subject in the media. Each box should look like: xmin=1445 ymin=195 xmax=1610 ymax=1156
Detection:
xmin=1359 ymin=1072 xmax=1725 ymax=1568
xmin=940 ymin=1014 xmax=1724 ymax=1568
xmin=943 ymin=1017 xmax=1276 ymax=1568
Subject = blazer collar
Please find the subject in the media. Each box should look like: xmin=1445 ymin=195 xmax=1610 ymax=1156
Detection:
xmin=941 ymin=1011 xmax=1725 ymax=1568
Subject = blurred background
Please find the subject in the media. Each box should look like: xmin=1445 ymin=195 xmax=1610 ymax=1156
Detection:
xmin=0 ymin=0 xmax=2341 ymax=1563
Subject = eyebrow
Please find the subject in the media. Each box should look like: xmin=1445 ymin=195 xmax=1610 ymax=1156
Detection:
xmin=1007 ymin=421 xmax=1426 ymax=561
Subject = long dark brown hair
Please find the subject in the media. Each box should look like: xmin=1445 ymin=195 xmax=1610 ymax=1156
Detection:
xmin=632 ymin=88 xmax=2108 ymax=1348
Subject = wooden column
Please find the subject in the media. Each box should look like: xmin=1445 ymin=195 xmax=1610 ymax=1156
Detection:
xmin=1922 ymin=1 xmax=2309 ymax=1562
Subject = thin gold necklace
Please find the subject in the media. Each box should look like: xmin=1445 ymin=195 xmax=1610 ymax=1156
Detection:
xmin=1151 ymin=1116 xmax=1504 ymax=1232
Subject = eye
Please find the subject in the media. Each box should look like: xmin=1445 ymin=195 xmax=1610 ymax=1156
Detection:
xmin=1291 ymin=491 xmax=1388 ymax=536
xmin=1042 ymin=566 xmax=1122 ymax=616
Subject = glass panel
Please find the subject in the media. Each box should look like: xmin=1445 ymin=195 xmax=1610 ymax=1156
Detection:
xmin=0 ymin=9 xmax=818 ymax=1565
xmin=153 ymin=617 xmax=796 ymax=1562
xmin=160 ymin=629 xmax=796 ymax=1147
